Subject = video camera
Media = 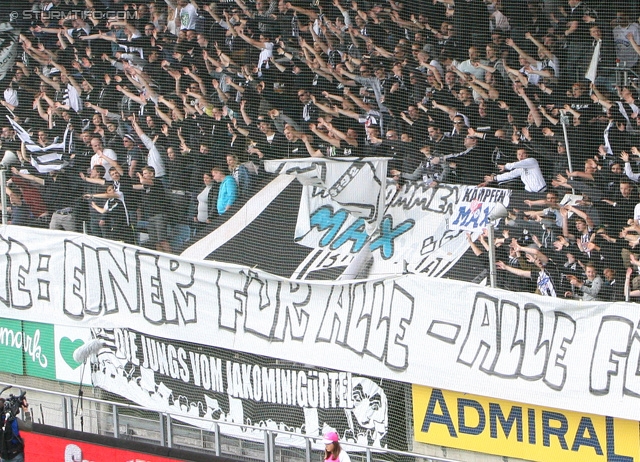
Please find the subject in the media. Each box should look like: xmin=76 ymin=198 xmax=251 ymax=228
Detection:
xmin=3 ymin=392 xmax=26 ymax=420
xmin=0 ymin=387 xmax=26 ymax=422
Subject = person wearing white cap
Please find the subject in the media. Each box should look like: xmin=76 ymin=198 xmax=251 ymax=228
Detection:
xmin=323 ymin=431 xmax=351 ymax=462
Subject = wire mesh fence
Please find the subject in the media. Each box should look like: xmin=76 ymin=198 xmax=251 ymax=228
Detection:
xmin=1 ymin=381 xmax=467 ymax=462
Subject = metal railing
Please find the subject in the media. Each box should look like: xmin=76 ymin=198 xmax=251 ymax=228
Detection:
xmin=1 ymin=381 xmax=464 ymax=462
xmin=603 ymin=65 xmax=640 ymax=88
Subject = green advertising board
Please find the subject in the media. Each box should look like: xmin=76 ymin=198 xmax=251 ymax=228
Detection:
xmin=0 ymin=318 xmax=25 ymax=375
xmin=0 ymin=318 xmax=94 ymax=385
xmin=22 ymin=321 xmax=56 ymax=380
xmin=0 ymin=318 xmax=57 ymax=379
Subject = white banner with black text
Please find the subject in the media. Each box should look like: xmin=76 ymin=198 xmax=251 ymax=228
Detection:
xmin=0 ymin=227 xmax=638 ymax=420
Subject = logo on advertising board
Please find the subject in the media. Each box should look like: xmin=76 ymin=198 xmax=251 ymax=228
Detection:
xmin=412 ymin=386 xmax=638 ymax=462
xmin=0 ymin=318 xmax=92 ymax=385
xmin=54 ymin=325 xmax=94 ymax=385
xmin=0 ymin=318 xmax=55 ymax=377
xmin=22 ymin=321 xmax=55 ymax=380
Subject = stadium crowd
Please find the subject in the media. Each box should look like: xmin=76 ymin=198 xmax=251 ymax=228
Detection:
xmin=2 ymin=0 xmax=640 ymax=299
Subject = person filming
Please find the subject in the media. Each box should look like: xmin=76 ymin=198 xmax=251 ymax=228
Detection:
xmin=0 ymin=393 xmax=31 ymax=462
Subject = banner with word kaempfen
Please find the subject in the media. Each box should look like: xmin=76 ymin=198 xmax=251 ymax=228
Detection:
xmin=181 ymin=180 xmax=511 ymax=281
xmin=2 ymin=227 xmax=640 ymax=421
xmin=291 ymin=183 xmax=511 ymax=280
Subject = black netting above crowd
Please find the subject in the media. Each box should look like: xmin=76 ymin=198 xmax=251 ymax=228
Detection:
xmin=3 ymin=0 xmax=640 ymax=300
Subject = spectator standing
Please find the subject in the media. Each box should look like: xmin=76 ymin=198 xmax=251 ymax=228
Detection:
xmin=601 ymin=268 xmax=624 ymax=301
xmin=563 ymin=0 xmax=595 ymax=84
xmin=483 ymin=147 xmax=547 ymax=193
xmin=565 ymin=263 xmax=603 ymax=301
xmin=193 ymin=172 xmax=217 ymax=227
xmin=130 ymin=116 xmax=166 ymax=183
xmin=211 ymin=166 xmax=237 ymax=215
xmin=497 ymin=243 xmax=561 ymax=296
xmin=451 ymin=0 xmax=490 ymax=52
xmin=122 ymin=134 xmax=143 ymax=179
xmin=612 ymin=12 xmax=640 ymax=69
xmin=134 ymin=166 xmax=170 ymax=252
xmin=11 ymin=167 xmax=81 ymax=232
xmin=226 ymin=154 xmax=251 ymax=199
xmin=323 ymin=431 xmax=350 ymax=462
xmin=6 ymin=187 xmax=32 ymax=227
xmin=177 ymin=0 xmax=199 ymax=31
xmin=90 ymin=137 xmax=118 ymax=181
xmin=88 ymin=184 xmax=135 ymax=244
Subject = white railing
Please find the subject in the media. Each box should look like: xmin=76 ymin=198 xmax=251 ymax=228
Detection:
xmin=1 ymin=381 xmax=464 ymax=462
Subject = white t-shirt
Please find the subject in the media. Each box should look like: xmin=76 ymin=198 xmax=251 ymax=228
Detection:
xmin=325 ymin=450 xmax=351 ymax=462
xmin=179 ymin=3 xmax=198 ymax=30
xmin=90 ymin=148 xmax=118 ymax=181
xmin=614 ymin=23 xmax=640 ymax=67
xmin=520 ymin=61 xmax=544 ymax=86
xmin=139 ymin=133 xmax=166 ymax=178
xmin=196 ymin=185 xmax=212 ymax=222
xmin=167 ymin=8 xmax=178 ymax=36
xmin=457 ymin=59 xmax=486 ymax=81
xmin=3 ymin=87 xmax=18 ymax=107
xmin=633 ymin=202 xmax=640 ymax=223
xmin=427 ymin=58 xmax=444 ymax=77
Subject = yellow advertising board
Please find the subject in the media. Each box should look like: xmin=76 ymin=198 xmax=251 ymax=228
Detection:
xmin=412 ymin=386 xmax=639 ymax=462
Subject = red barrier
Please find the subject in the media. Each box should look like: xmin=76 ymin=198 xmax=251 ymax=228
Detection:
xmin=22 ymin=432 xmax=185 ymax=462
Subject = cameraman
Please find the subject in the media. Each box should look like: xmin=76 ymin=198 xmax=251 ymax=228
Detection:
xmin=0 ymin=395 xmax=31 ymax=462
